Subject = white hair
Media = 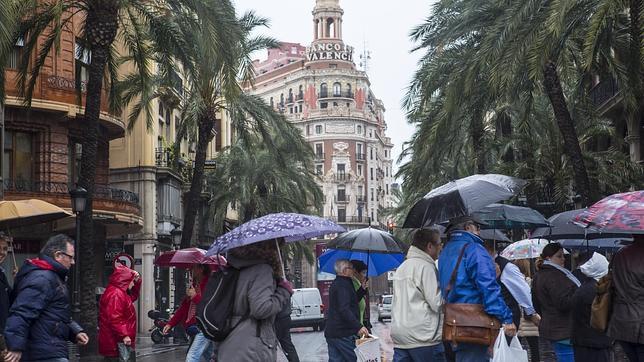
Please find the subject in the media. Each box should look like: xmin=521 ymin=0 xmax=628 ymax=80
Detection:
xmin=334 ymin=259 xmax=351 ymax=274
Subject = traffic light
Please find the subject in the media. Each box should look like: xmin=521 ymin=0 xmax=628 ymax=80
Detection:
xmin=387 ymin=220 xmax=395 ymax=235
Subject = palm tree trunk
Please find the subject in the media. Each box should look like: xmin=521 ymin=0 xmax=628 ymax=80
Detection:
xmin=176 ymin=113 xmax=216 ymax=305
xmin=471 ymin=108 xmax=486 ymax=173
xmin=627 ymin=0 xmax=642 ymax=162
xmin=77 ymin=4 xmax=119 ymax=355
xmin=542 ymin=61 xmax=592 ymax=206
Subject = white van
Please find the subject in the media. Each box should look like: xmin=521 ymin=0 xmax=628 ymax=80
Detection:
xmin=290 ymin=288 xmax=325 ymax=331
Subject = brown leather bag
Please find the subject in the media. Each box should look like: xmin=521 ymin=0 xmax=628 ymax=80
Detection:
xmin=442 ymin=244 xmax=501 ymax=346
xmin=590 ymin=271 xmax=612 ymax=331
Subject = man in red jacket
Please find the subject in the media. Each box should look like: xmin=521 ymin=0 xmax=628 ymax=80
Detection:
xmin=98 ymin=264 xmax=142 ymax=360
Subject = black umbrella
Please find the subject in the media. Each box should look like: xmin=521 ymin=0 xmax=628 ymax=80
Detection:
xmin=532 ymin=209 xmax=630 ymax=240
xmin=325 ymin=227 xmax=404 ymax=254
xmin=435 ymin=225 xmax=511 ymax=242
xmin=403 ymin=174 xmax=526 ymax=228
xmin=473 ymin=203 xmax=549 ymax=229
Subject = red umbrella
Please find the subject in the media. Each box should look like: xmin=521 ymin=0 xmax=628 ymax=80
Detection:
xmin=154 ymin=248 xmax=227 ymax=270
xmin=574 ymin=190 xmax=644 ymax=234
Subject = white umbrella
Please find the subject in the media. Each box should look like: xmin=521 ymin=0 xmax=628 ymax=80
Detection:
xmin=501 ymin=238 xmax=569 ymax=260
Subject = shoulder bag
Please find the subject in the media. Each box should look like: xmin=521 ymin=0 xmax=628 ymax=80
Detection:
xmin=442 ymin=243 xmax=501 ymax=346
xmin=590 ymin=271 xmax=612 ymax=331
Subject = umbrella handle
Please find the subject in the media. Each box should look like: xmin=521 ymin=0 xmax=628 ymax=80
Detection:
xmin=275 ymin=239 xmax=286 ymax=280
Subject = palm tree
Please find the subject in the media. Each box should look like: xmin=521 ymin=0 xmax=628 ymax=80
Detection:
xmin=0 ymin=0 xmax=17 ymax=98
xmin=172 ymin=10 xmax=304 ymax=250
xmin=9 ymin=0 xmax=227 ymax=347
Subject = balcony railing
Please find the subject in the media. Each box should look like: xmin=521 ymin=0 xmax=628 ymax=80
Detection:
xmin=590 ymin=78 xmax=619 ymax=109
xmin=334 ymin=195 xmax=350 ymax=203
xmin=356 ymin=195 xmax=366 ymax=203
xmin=314 ymin=153 xmax=325 ymax=161
xmin=356 ymin=153 xmax=366 ymax=161
xmin=3 ymin=179 xmax=140 ymax=205
xmin=328 ymin=216 xmax=371 ymax=224
xmin=335 ymin=173 xmax=351 ymax=182
xmin=319 ymin=91 xmax=328 ymax=98
xmin=321 ymin=91 xmax=354 ymax=99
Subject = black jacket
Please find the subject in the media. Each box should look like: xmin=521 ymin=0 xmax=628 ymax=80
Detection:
xmin=571 ymin=275 xmax=612 ymax=348
xmin=324 ymin=276 xmax=361 ymax=338
xmin=608 ymin=242 xmax=644 ymax=343
xmin=0 ymin=267 xmax=12 ymax=333
xmin=5 ymin=256 xmax=83 ymax=361
xmin=532 ymin=264 xmax=578 ymax=341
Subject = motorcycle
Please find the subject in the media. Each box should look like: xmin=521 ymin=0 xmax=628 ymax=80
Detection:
xmin=147 ymin=309 xmax=170 ymax=344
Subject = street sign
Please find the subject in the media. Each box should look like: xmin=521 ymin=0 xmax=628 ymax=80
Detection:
xmin=113 ymin=252 xmax=134 ymax=269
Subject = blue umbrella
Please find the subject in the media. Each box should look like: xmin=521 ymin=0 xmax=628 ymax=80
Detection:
xmin=319 ymin=249 xmax=404 ymax=277
xmin=206 ymin=213 xmax=346 ymax=255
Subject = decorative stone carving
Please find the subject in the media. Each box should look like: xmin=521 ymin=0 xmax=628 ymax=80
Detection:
xmin=333 ymin=142 xmax=349 ymax=152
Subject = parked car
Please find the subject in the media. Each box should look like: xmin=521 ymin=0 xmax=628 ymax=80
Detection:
xmin=290 ymin=288 xmax=325 ymax=331
xmin=377 ymin=294 xmax=393 ymax=322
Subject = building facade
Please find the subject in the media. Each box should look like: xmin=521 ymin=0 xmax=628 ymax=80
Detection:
xmin=249 ymin=0 xmax=396 ymax=232
xmin=249 ymin=0 xmax=397 ymax=296
xmin=1 ymin=16 xmax=142 ymax=293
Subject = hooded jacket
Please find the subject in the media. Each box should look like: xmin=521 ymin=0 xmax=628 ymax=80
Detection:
xmin=216 ymin=255 xmax=291 ymax=362
xmin=438 ymin=231 xmax=513 ymax=324
xmin=5 ymin=255 xmax=84 ymax=361
xmin=98 ymin=265 xmax=142 ymax=357
xmin=391 ymin=245 xmax=443 ymax=349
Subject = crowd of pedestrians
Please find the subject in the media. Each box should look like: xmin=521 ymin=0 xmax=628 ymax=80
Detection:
xmin=0 ymin=225 xmax=641 ymax=362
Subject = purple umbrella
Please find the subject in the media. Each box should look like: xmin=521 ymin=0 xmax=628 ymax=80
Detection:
xmin=206 ymin=213 xmax=346 ymax=255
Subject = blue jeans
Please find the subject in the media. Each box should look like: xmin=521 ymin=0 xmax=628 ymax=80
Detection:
xmin=454 ymin=343 xmax=489 ymax=362
xmin=186 ymin=332 xmax=215 ymax=362
xmin=327 ymin=336 xmax=357 ymax=362
xmin=552 ymin=341 xmax=575 ymax=362
xmin=394 ymin=344 xmax=446 ymax=362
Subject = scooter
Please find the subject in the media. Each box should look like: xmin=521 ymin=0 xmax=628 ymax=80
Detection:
xmin=147 ymin=309 xmax=170 ymax=344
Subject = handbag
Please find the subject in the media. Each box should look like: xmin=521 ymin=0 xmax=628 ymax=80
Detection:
xmin=118 ymin=342 xmax=135 ymax=362
xmin=442 ymin=244 xmax=501 ymax=346
xmin=591 ymin=271 xmax=612 ymax=331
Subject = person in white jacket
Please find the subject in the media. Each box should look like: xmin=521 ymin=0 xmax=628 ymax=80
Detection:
xmin=391 ymin=228 xmax=445 ymax=362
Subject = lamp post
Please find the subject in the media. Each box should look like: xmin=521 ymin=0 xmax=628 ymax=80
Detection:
xmin=69 ymin=186 xmax=87 ymax=321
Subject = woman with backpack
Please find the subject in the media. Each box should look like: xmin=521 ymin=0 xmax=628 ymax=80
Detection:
xmin=216 ymin=238 xmax=293 ymax=362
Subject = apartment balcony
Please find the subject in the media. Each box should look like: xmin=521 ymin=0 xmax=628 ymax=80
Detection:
xmin=355 ymin=195 xmax=366 ymax=203
xmin=334 ymin=173 xmax=352 ymax=182
xmin=319 ymin=91 xmax=354 ymax=100
xmin=314 ymin=153 xmax=325 ymax=161
xmin=589 ymin=78 xmax=621 ymax=115
xmin=356 ymin=153 xmax=366 ymax=162
xmin=327 ymin=216 xmax=371 ymax=226
xmin=334 ymin=195 xmax=350 ymax=204
xmin=3 ymin=179 xmax=142 ymax=229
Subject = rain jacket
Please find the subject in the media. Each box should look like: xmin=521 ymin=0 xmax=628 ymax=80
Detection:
xmin=98 ymin=265 xmax=142 ymax=357
xmin=5 ymin=255 xmax=84 ymax=361
xmin=217 ymin=255 xmax=291 ymax=362
xmin=438 ymin=231 xmax=513 ymax=324
xmin=167 ymin=274 xmax=209 ymax=329
xmin=391 ymin=245 xmax=443 ymax=349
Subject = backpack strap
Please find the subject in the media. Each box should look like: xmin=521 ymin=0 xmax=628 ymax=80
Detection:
xmin=445 ymin=243 xmax=469 ymax=302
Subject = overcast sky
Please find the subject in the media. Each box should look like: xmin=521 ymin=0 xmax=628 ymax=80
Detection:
xmin=232 ymin=0 xmax=434 ymax=174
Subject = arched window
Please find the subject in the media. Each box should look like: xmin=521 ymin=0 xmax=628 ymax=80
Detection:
xmin=347 ymin=84 xmax=352 ymax=98
xmin=288 ymin=88 xmax=293 ymax=102
xmin=280 ymin=93 xmax=284 ymax=105
xmin=326 ymin=18 xmax=335 ymax=38
xmin=333 ymin=82 xmax=341 ymax=97
xmin=298 ymin=85 xmax=304 ymax=99
xmin=320 ymin=83 xmax=328 ymax=98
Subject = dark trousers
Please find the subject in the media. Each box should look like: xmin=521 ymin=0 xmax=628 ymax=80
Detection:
xmin=327 ymin=336 xmax=357 ymax=362
xmin=523 ymin=336 xmax=540 ymax=362
xmin=394 ymin=344 xmax=446 ymax=362
xmin=275 ymin=316 xmax=300 ymax=362
xmin=573 ymin=345 xmax=611 ymax=362
xmin=620 ymin=341 xmax=644 ymax=362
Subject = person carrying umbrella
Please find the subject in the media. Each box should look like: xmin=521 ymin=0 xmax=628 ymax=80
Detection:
xmin=437 ymin=216 xmax=516 ymax=361
xmin=163 ymin=264 xmax=214 ymax=362
xmin=215 ymin=238 xmax=293 ymax=362
xmin=390 ymin=228 xmax=445 ymax=361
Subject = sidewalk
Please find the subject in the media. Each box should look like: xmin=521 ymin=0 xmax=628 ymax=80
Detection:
xmin=69 ymin=334 xmax=188 ymax=361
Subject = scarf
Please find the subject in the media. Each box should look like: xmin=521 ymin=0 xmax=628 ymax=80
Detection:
xmin=580 ymin=252 xmax=609 ymax=281
xmin=544 ymin=260 xmax=581 ymax=287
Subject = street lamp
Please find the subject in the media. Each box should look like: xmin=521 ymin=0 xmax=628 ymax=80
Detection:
xmin=69 ymin=186 xmax=87 ymax=320
xmin=171 ymin=227 xmax=182 ymax=249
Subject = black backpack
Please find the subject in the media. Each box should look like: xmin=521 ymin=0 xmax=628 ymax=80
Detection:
xmin=196 ymin=266 xmax=247 ymax=341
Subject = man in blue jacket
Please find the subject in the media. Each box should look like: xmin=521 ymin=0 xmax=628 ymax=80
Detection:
xmin=438 ymin=216 xmax=516 ymax=361
xmin=325 ymin=259 xmax=369 ymax=361
xmin=5 ymin=234 xmax=89 ymax=362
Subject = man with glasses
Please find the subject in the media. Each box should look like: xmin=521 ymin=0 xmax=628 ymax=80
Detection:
xmin=5 ymin=234 xmax=88 ymax=362
xmin=325 ymin=259 xmax=369 ymax=361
